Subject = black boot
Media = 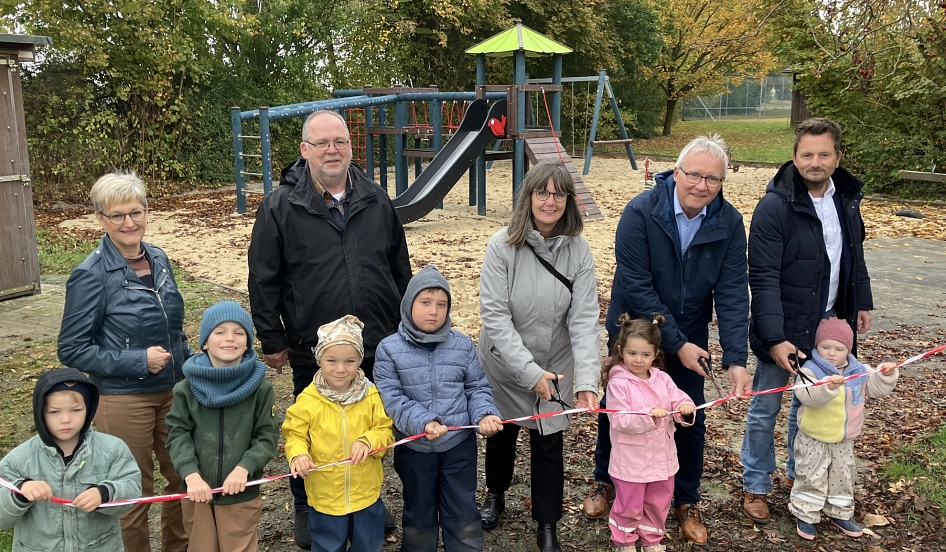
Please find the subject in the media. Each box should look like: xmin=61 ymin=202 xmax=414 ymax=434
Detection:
xmin=536 ymin=523 xmax=561 ymax=552
xmin=293 ymin=510 xmax=311 ymax=549
xmin=479 ymin=492 xmax=505 ymax=529
xmin=383 ymin=501 xmax=397 ymax=535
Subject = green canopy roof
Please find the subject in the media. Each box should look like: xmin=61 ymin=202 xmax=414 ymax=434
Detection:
xmin=466 ymin=20 xmax=572 ymax=58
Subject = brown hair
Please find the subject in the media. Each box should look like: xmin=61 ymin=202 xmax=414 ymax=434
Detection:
xmin=794 ymin=118 xmax=842 ymax=154
xmin=504 ymin=160 xmax=584 ymax=249
xmin=601 ymin=313 xmax=666 ymax=388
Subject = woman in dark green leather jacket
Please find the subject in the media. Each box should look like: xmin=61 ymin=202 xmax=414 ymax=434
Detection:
xmin=57 ymin=171 xmax=190 ymax=552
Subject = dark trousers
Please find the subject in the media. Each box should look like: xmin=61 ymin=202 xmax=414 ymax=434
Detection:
xmin=593 ymin=355 xmax=706 ymax=507
xmin=290 ymin=350 xmax=376 ymax=511
xmin=394 ymin=433 xmax=483 ymax=552
xmin=307 ymin=499 xmax=384 ymax=552
xmin=484 ymin=423 xmax=564 ymax=525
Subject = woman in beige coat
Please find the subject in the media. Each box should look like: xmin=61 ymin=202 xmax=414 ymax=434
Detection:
xmin=476 ymin=160 xmax=601 ymax=552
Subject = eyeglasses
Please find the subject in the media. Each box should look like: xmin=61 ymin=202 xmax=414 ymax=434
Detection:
xmin=304 ymin=139 xmax=351 ymax=151
xmin=679 ymin=169 xmax=724 ymax=189
xmin=534 ymin=189 xmax=569 ymax=203
xmin=100 ymin=209 xmax=148 ymax=225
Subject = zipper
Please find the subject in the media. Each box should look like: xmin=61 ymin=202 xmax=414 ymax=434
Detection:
xmin=429 ymin=350 xmax=436 ymax=453
xmin=680 ymin=247 xmax=692 ymax=316
xmin=153 ymin=290 xmax=175 ymax=372
xmin=340 ymin=404 xmax=351 ymax=513
xmin=125 ymin=337 xmax=130 ymax=350
xmin=217 ymin=410 xmax=225 ymax=489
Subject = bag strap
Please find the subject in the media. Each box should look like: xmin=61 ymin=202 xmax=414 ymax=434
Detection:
xmin=528 ymin=247 xmax=573 ymax=294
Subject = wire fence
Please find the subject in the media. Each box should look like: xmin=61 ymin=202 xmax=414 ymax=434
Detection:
xmin=682 ymin=75 xmax=792 ymax=120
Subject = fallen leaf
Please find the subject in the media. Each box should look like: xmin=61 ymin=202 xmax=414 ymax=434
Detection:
xmin=863 ymin=513 xmax=890 ymax=527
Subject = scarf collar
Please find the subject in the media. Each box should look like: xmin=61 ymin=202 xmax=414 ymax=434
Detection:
xmin=183 ymin=350 xmax=265 ymax=408
xmin=314 ymin=368 xmax=369 ymax=405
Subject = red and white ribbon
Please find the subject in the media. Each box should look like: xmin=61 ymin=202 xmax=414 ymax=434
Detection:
xmin=2 ymin=344 xmax=942 ymax=508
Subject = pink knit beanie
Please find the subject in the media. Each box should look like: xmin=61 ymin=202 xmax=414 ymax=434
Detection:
xmin=814 ymin=317 xmax=853 ymax=351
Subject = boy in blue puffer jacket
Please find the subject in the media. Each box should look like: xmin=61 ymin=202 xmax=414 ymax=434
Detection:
xmin=374 ymin=264 xmax=504 ymax=552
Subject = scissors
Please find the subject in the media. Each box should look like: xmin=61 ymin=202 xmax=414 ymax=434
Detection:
xmin=547 ymin=373 xmax=573 ymax=410
xmin=698 ymin=356 xmax=726 ymax=400
xmin=788 ymin=347 xmax=815 ymax=396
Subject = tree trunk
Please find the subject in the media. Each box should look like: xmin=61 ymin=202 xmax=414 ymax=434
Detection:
xmin=662 ymin=98 xmax=677 ymax=136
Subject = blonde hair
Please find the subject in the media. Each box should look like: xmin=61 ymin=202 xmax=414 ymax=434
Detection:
xmin=601 ymin=313 xmax=666 ymax=388
xmin=505 ymin=160 xmax=584 ymax=249
xmin=90 ymin=172 xmax=147 ymax=214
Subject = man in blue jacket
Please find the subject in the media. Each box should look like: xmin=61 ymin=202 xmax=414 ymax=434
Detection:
xmin=740 ymin=118 xmax=872 ymax=524
xmin=582 ymin=135 xmax=750 ymax=545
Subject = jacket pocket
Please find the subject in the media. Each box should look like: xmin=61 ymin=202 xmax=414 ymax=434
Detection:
xmin=613 ymin=432 xmax=648 ymax=468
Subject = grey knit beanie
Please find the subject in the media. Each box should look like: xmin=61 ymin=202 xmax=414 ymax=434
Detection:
xmin=199 ymin=301 xmax=254 ymax=350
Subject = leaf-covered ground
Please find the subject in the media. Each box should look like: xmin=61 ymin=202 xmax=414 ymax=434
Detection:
xmin=12 ymin=168 xmax=946 ymax=551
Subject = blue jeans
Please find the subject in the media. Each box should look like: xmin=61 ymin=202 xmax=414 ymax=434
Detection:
xmin=740 ymin=357 xmax=800 ymax=494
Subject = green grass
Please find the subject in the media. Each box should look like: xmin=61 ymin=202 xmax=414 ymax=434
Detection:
xmin=36 ymin=228 xmax=98 ymax=274
xmin=883 ymin=422 xmax=946 ymax=514
xmin=0 ymin=529 xmax=10 ymax=550
xmin=628 ymin=119 xmax=794 ymax=164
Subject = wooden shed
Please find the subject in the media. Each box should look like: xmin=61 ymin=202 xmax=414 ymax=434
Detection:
xmin=0 ymin=34 xmax=50 ymax=301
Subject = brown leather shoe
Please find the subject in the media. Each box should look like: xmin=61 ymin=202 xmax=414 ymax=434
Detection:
xmin=674 ymin=504 xmax=708 ymax=545
xmin=742 ymin=492 xmax=770 ymax=524
xmin=582 ymin=481 xmax=615 ymax=519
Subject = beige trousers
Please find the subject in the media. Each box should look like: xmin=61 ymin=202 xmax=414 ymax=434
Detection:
xmin=788 ymin=431 xmax=857 ymax=524
xmin=95 ymin=390 xmax=188 ymax=552
xmin=183 ymin=495 xmax=263 ymax=552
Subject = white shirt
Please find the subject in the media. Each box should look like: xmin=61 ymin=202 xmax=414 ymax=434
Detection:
xmin=810 ymin=178 xmax=842 ymax=312
xmin=673 ymin=190 xmax=707 ymax=255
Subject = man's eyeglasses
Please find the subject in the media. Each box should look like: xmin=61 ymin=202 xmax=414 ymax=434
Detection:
xmin=679 ymin=169 xmax=724 ymax=189
xmin=100 ymin=209 xmax=148 ymax=225
xmin=534 ymin=189 xmax=569 ymax=203
xmin=304 ymin=139 xmax=351 ymax=151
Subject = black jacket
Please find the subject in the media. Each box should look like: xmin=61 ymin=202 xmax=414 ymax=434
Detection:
xmin=606 ymin=170 xmax=749 ymax=367
xmin=748 ymin=161 xmax=872 ymax=364
xmin=247 ymin=159 xmax=412 ymax=358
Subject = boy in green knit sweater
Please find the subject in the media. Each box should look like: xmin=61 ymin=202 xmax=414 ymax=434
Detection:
xmin=166 ymin=301 xmax=278 ymax=552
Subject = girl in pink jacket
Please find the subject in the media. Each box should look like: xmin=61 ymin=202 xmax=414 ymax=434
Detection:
xmin=603 ymin=314 xmax=696 ymax=552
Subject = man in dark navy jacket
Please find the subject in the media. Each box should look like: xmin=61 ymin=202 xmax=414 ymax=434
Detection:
xmin=740 ymin=118 xmax=872 ymax=525
xmin=582 ymin=135 xmax=750 ymax=545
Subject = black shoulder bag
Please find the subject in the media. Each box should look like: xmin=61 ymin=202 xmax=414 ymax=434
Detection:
xmin=528 ymin=247 xmax=573 ymax=294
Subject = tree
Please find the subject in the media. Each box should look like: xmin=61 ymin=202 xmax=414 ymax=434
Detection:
xmin=771 ymin=0 xmax=945 ymax=196
xmin=642 ymin=0 xmax=780 ymax=135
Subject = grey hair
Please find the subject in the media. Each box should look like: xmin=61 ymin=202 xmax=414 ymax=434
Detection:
xmin=90 ymin=172 xmax=148 ymax=214
xmin=302 ymin=110 xmax=349 ymax=142
xmin=675 ymin=134 xmax=729 ymax=179
xmin=505 ymin=160 xmax=584 ymax=249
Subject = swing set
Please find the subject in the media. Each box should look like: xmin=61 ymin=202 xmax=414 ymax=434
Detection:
xmin=527 ymin=69 xmax=637 ymax=175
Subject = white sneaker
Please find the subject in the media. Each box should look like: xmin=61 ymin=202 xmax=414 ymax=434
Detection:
xmin=641 ymin=544 xmax=667 ymax=552
xmin=613 ymin=546 xmax=636 ymax=552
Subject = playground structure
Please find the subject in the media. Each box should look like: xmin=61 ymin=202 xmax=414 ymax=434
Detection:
xmin=231 ymin=21 xmax=637 ymax=223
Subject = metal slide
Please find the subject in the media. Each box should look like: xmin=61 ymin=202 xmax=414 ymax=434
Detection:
xmin=393 ymin=99 xmax=506 ymax=224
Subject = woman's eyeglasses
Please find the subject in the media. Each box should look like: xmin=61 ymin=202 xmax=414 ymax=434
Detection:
xmin=100 ymin=209 xmax=148 ymax=225
xmin=534 ymin=189 xmax=569 ymax=203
